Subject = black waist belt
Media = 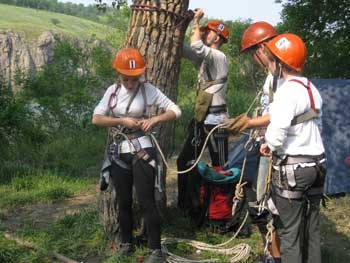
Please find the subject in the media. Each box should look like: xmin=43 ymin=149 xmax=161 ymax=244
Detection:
xmin=208 ymin=104 xmax=227 ymax=114
xmin=110 ymin=128 xmax=145 ymax=144
xmin=122 ymin=128 xmax=145 ymax=137
xmin=273 ymin=153 xmax=326 ymax=165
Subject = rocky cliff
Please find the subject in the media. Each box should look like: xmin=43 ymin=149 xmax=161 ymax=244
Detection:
xmin=0 ymin=30 xmax=58 ymax=92
xmin=0 ymin=30 xmax=112 ymax=92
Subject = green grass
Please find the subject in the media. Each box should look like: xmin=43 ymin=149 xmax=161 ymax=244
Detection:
xmin=0 ymin=3 xmax=115 ymax=41
xmin=0 ymin=169 xmax=95 ymax=209
xmin=320 ymin=196 xmax=350 ymax=263
xmin=0 ymin=178 xmax=349 ymax=263
xmin=0 ymin=210 xmax=106 ymax=263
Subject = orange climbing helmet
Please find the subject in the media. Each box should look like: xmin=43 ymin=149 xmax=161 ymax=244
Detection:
xmin=265 ymin=33 xmax=307 ymax=72
xmin=112 ymin=48 xmax=146 ymax=76
xmin=241 ymin=21 xmax=278 ymax=52
xmin=200 ymin=20 xmax=229 ymax=43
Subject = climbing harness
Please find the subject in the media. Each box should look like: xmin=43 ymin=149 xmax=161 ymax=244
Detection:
xmin=289 ymin=79 xmax=320 ymax=125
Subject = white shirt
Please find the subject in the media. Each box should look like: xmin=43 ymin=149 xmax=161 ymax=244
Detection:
xmin=93 ymin=82 xmax=181 ymax=119
xmin=265 ymin=76 xmax=325 ymax=156
xmin=185 ymin=40 xmax=229 ymax=124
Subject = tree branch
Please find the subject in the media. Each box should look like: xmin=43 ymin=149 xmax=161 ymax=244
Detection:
xmin=4 ymin=232 xmax=80 ymax=263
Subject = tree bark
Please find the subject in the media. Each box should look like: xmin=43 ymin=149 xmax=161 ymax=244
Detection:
xmin=125 ymin=0 xmax=191 ymax=155
xmin=99 ymin=0 xmax=192 ymax=243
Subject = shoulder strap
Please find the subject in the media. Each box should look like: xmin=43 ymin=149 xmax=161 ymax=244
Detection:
xmin=199 ymin=60 xmax=227 ymax=91
xmin=291 ymin=108 xmax=320 ymax=126
xmin=140 ymin=83 xmax=147 ymax=116
xmin=202 ymin=77 xmax=228 ymax=90
xmin=124 ymin=84 xmax=141 ymax=115
xmin=288 ymin=79 xmax=319 ymax=125
xmin=289 ymin=79 xmax=315 ymax=109
xmin=205 ymin=64 xmax=213 ymax=81
xmin=269 ymin=73 xmax=279 ymax=103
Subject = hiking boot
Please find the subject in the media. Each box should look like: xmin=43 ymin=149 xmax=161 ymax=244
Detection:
xmin=143 ymin=249 xmax=166 ymax=263
xmin=116 ymin=243 xmax=133 ymax=257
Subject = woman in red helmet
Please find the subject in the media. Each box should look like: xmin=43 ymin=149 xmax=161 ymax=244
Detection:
xmin=260 ymin=33 xmax=326 ymax=263
xmin=177 ymin=8 xmax=230 ymax=222
xmin=92 ymin=48 xmax=181 ymax=263
xmin=223 ymin=21 xmax=282 ymax=263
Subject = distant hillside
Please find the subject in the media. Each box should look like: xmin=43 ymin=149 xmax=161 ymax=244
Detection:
xmin=0 ymin=0 xmax=104 ymax=23
xmin=0 ymin=3 xmax=125 ymax=91
xmin=0 ymin=3 xmax=118 ymax=41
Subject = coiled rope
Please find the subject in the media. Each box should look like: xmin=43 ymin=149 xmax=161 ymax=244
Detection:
xmin=161 ymin=211 xmax=251 ymax=263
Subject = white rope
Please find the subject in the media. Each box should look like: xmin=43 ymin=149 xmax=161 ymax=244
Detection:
xmin=161 ymin=211 xmax=251 ymax=263
xmin=151 ymin=87 xmax=262 ymax=175
xmin=150 ymin=123 xmax=227 ymax=174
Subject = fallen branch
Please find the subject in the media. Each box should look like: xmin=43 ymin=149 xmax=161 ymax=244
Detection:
xmin=4 ymin=232 xmax=80 ymax=263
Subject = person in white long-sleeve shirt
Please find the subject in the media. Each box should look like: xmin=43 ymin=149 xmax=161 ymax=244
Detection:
xmin=265 ymin=78 xmax=324 ymax=156
xmin=177 ymin=8 xmax=230 ymax=223
xmin=260 ymin=33 xmax=326 ymax=263
xmin=225 ymin=21 xmax=282 ymax=263
xmin=92 ymin=48 xmax=181 ymax=263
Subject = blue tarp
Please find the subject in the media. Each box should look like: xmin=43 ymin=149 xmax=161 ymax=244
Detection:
xmin=312 ymin=79 xmax=350 ymax=195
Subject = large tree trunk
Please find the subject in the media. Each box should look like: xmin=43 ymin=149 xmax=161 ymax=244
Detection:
xmin=100 ymin=0 xmax=192 ymax=243
xmin=125 ymin=0 xmax=191 ymax=155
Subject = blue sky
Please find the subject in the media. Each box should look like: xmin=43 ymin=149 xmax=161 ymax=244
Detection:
xmin=59 ymin=0 xmax=282 ymax=25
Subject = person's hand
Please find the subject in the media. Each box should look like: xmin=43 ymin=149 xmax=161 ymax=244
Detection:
xmin=193 ymin=8 xmax=204 ymax=22
xmin=223 ymin=113 xmax=250 ymax=135
xmin=260 ymin=143 xmax=272 ymax=157
xmin=122 ymin=117 xmax=142 ymax=130
xmin=139 ymin=117 xmax=158 ymax=133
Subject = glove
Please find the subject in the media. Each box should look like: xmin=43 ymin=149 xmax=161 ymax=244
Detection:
xmin=223 ymin=113 xmax=250 ymax=135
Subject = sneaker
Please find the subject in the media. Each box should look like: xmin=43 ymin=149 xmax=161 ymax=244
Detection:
xmin=143 ymin=249 xmax=166 ymax=263
xmin=116 ymin=243 xmax=133 ymax=257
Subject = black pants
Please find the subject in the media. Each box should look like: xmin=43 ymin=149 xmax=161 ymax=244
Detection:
xmin=177 ymin=120 xmax=228 ymax=215
xmin=110 ymin=148 xmax=161 ymax=250
xmin=271 ymin=164 xmax=325 ymax=263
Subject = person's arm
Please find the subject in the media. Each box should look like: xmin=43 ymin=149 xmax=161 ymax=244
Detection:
xmin=92 ymin=114 xmax=142 ymax=130
xmin=190 ymin=8 xmax=204 ymax=44
xmin=139 ymin=84 xmax=182 ymax=132
xmin=183 ymin=43 xmax=202 ymax=68
xmin=140 ymin=110 xmax=177 ymax=132
xmin=247 ymin=114 xmax=270 ymax=129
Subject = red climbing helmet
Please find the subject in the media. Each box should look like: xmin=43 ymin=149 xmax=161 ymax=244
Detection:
xmin=112 ymin=48 xmax=146 ymax=76
xmin=200 ymin=20 xmax=229 ymax=43
xmin=241 ymin=21 xmax=278 ymax=52
xmin=266 ymin=33 xmax=307 ymax=72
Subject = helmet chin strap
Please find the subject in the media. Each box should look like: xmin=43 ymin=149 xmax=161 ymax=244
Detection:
xmin=272 ymin=61 xmax=282 ymax=93
xmin=254 ymin=50 xmax=268 ymax=69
